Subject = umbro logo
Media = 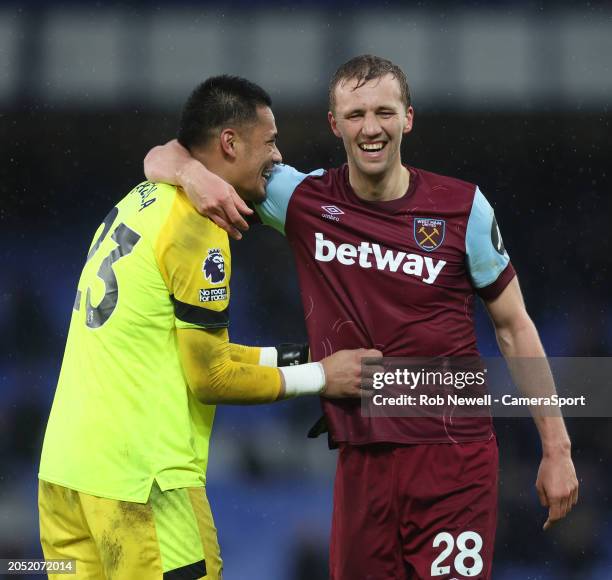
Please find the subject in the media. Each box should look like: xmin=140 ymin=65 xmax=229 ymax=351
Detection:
xmin=322 ymin=205 xmax=344 ymax=215
xmin=321 ymin=205 xmax=344 ymax=222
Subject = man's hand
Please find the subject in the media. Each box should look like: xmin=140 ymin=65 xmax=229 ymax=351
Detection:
xmin=144 ymin=139 xmax=253 ymax=240
xmin=320 ymin=349 xmax=383 ymax=398
xmin=536 ymin=450 xmax=579 ymax=531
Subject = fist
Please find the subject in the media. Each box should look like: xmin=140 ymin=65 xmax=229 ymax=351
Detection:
xmin=320 ymin=348 xmax=383 ymax=399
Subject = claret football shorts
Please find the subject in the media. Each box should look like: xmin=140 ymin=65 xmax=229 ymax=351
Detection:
xmin=39 ymin=480 xmax=222 ymax=579
xmin=330 ymin=438 xmax=498 ymax=580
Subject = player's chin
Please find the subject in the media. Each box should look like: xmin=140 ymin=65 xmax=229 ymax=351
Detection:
xmin=238 ymin=182 xmax=265 ymax=204
xmin=355 ymin=157 xmax=389 ymax=176
xmin=251 ymin=180 xmax=267 ymax=202
xmin=354 ymin=149 xmax=388 ymax=167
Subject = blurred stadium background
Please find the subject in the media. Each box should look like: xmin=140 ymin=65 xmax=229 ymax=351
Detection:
xmin=1 ymin=1 xmax=611 ymax=578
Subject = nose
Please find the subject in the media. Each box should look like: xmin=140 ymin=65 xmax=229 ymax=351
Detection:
xmin=362 ymin=112 xmax=382 ymax=138
xmin=272 ymin=144 xmax=282 ymax=164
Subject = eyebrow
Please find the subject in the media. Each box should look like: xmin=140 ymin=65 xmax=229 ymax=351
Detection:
xmin=344 ymin=105 xmax=397 ymax=115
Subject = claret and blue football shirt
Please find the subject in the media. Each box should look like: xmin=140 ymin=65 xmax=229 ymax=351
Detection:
xmin=256 ymin=163 xmax=515 ymax=444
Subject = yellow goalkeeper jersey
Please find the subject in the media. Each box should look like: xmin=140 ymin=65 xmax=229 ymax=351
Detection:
xmin=39 ymin=182 xmax=230 ymax=502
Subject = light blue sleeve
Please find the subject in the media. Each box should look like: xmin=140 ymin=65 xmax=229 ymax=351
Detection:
xmin=255 ymin=164 xmax=324 ymax=235
xmin=465 ymin=187 xmax=511 ymax=289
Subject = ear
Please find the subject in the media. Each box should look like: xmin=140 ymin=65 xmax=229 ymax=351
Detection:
xmin=403 ymin=106 xmax=414 ymax=135
xmin=328 ymin=111 xmax=342 ymax=139
xmin=220 ymin=128 xmax=237 ymax=159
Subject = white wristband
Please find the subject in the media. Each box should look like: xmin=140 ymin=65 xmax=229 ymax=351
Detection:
xmin=259 ymin=346 xmax=279 ymax=367
xmin=280 ymin=363 xmax=326 ymax=398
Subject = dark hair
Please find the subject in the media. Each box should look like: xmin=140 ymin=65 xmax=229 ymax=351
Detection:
xmin=178 ymin=75 xmax=272 ymax=149
xmin=329 ymin=54 xmax=411 ymax=111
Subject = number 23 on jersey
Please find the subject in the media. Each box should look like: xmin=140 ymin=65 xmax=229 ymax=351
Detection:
xmin=73 ymin=206 xmax=142 ymax=328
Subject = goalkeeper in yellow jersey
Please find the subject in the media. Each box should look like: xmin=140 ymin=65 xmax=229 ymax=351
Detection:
xmin=38 ymin=76 xmax=381 ymax=580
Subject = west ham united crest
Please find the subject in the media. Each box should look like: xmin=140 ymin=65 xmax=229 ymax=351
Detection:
xmin=414 ymin=218 xmax=446 ymax=252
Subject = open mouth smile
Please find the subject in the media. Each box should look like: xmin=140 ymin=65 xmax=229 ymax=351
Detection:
xmin=359 ymin=142 xmax=387 ymax=153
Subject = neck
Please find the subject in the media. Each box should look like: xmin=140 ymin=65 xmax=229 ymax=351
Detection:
xmin=347 ymin=159 xmax=409 ymax=202
xmin=192 ymin=149 xmax=234 ymax=187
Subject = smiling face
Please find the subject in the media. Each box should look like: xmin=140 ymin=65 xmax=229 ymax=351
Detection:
xmin=328 ymin=74 xmax=413 ymax=181
xmin=233 ymin=106 xmax=282 ymax=202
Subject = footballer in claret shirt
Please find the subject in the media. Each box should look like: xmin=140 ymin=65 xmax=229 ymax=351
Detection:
xmin=143 ymin=55 xmax=578 ymax=580
xmin=257 ymin=162 xmax=514 ymax=446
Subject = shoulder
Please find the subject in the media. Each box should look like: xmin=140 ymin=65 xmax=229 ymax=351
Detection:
xmin=413 ymin=166 xmax=477 ymax=196
xmin=256 ymin=164 xmax=326 ymax=234
xmin=128 ymin=181 xmax=226 ymax=253
xmin=410 ymin=166 xmax=479 ymax=217
xmin=129 ymin=181 xmax=178 ymax=206
xmin=299 ymin=164 xmax=344 ymax=190
xmin=119 ymin=181 xmax=179 ymax=222
xmin=271 ymin=164 xmax=349 ymax=202
xmin=266 ymin=164 xmax=326 ymax=196
xmin=134 ymin=181 xmax=214 ymax=227
xmin=105 ymin=181 xmax=178 ymax=243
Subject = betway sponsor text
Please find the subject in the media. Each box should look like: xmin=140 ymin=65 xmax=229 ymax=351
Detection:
xmin=314 ymin=233 xmax=446 ymax=285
